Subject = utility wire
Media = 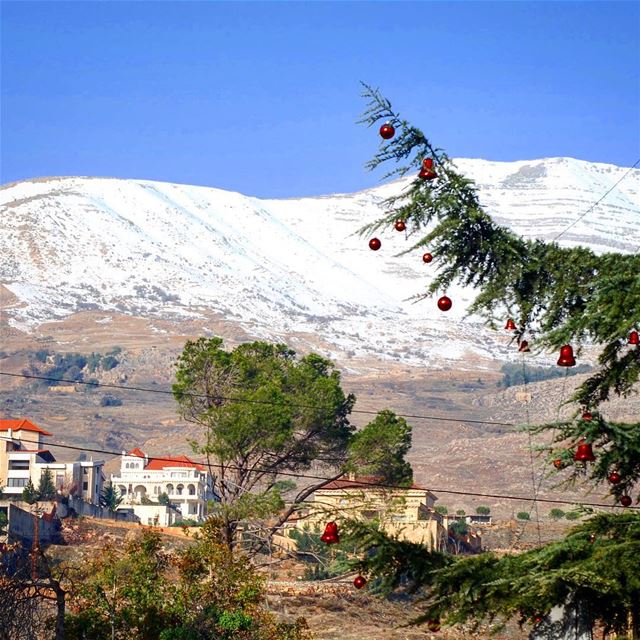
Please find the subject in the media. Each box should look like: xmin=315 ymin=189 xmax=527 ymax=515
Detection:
xmin=1 ymin=434 xmax=636 ymax=511
xmin=0 ymin=371 xmax=517 ymax=427
xmin=553 ymin=158 xmax=640 ymax=241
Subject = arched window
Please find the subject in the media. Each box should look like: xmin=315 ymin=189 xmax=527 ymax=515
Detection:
xmin=187 ymin=484 xmax=196 ymax=496
xmin=118 ymin=485 xmax=127 ymax=495
xmin=166 ymin=484 xmax=174 ymax=495
xmin=176 ymin=484 xmax=184 ymax=496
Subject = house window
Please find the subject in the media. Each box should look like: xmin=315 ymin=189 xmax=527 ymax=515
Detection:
xmin=7 ymin=478 xmax=28 ymax=487
xmin=176 ymin=484 xmax=184 ymax=496
xmin=187 ymin=484 xmax=196 ymax=496
xmin=83 ymin=468 xmax=89 ymax=475
xmin=8 ymin=460 xmax=29 ymax=470
xmin=83 ymin=482 xmax=88 ymax=491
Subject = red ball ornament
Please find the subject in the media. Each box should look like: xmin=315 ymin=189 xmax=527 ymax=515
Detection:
xmin=557 ymin=344 xmax=576 ymax=367
xmin=422 ymin=252 xmax=433 ymax=263
xmin=422 ymin=157 xmax=434 ymax=170
xmin=553 ymin=459 xmax=563 ymax=470
xmin=379 ymin=123 xmax=395 ymax=140
xmin=368 ymin=238 xmax=381 ymax=251
xmin=608 ymin=471 xmax=621 ymax=484
xmin=629 ymin=330 xmax=639 ymax=345
xmin=581 ymin=411 xmax=593 ymax=421
xmin=426 ymin=620 xmax=441 ymax=632
xmin=353 ymin=575 xmax=367 ymax=589
xmin=620 ymin=495 xmax=632 ymax=507
xmin=394 ymin=219 xmax=406 ymax=232
xmin=505 ymin=318 xmax=517 ymax=331
xmin=437 ymin=295 xmax=452 ymax=312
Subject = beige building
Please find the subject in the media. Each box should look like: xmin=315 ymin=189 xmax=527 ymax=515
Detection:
xmin=295 ymin=475 xmax=448 ymax=551
xmin=111 ymin=448 xmax=214 ymax=523
xmin=0 ymin=418 xmax=105 ymax=505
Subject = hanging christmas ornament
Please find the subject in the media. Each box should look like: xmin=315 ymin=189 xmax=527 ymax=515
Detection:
xmin=394 ymin=219 xmax=406 ymax=232
xmin=608 ymin=471 xmax=621 ymax=484
xmin=426 ymin=621 xmax=441 ymax=632
xmin=437 ymin=295 xmax=452 ymax=312
xmin=379 ymin=123 xmax=395 ymax=140
xmin=581 ymin=411 xmax=593 ymax=421
xmin=368 ymin=238 xmax=381 ymax=251
xmin=518 ymin=340 xmax=530 ymax=353
xmin=353 ymin=575 xmax=367 ymax=589
xmin=589 ymin=533 xmax=596 ymax=543
xmin=419 ymin=168 xmax=438 ymax=180
xmin=557 ymin=344 xmax=576 ymax=367
xmin=422 ymin=157 xmax=434 ymax=171
xmin=320 ymin=521 xmax=340 ymax=545
xmin=620 ymin=495 xmax=632 ymax=507
xmin=574 ymin=442 xmax=596 ymax=463
xmin=629 ymin=330 xmax=639 ymax=345
xmin=533 ymin=615 xmax=543 ymax=625
xmin=553 ymin=458 xmax=563 ymax=470
xmin=505 ymin=318 xmax=517 ymax=331
xmin=422 ymin=252 xmax=433 ymax=263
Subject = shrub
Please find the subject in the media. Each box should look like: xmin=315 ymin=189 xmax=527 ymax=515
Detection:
xmin=100 ymin=394 xmax=123 ymax=407
xmin=476 ymin=506 xmax=491 ymax=515
xmin=435 ymin=505 xmax=448 ymax=515
xmin=101 ymin=355 xmax=119 ymax=371
xmin=565 ymin=511 xmax=581 ymax=520
xmin=549 ymin=508 xmax=566 ymax=520
xmin=516 ymin=511 xmax=530 ymax=521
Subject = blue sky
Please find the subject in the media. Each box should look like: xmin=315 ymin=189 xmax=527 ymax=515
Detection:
xmin=2 ymin=1 xmax=638 ymax=198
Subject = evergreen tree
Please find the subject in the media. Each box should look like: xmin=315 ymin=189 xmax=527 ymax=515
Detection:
xmin=22 ymin=479 xmax=39 ymax=504
xmin=346 ymin=86 xmax=640 ymax=637
xmin=38 ymin=468 xmax=57 ymax=501
xmin=99 ymin=483 xmax=123 ymax=511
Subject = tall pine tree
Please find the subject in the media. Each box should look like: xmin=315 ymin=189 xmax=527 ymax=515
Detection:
xmin=348 ymin=85 xmax=640 ymax=638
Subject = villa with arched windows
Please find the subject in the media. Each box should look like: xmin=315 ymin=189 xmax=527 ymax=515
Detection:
xmin=110 ymin=448 xmax=214 ymax=524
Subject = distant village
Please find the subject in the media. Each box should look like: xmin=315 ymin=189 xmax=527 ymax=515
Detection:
xmin=0 ymin=417 xmax=488 ymax=553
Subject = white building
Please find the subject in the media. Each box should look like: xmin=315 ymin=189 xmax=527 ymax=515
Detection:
xmin=111 ymin=448 xmax=214 ymax=523
xmin=0 ymin=418 xmax=105 ymax=505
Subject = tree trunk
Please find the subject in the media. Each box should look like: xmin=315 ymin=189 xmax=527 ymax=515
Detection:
xmin=53 ymin=581 xmax=65 ymax=640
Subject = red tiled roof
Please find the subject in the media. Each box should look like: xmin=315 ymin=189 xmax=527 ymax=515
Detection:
xmin=144 ymin=455 xmax=206 ymax=472
xmin=0 ymin=418 xmax=53 ymax=437
xmin=319 ymin=476 xmax=428 ymax=491
xmin=127 ymin=447 xmax=146 ymax=458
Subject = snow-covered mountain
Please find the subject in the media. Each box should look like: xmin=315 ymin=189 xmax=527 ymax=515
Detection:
xmin=1 ymin=157 xmax=639 ymax=369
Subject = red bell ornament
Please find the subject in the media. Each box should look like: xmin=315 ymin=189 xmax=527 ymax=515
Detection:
xmin=320 ymin=521 xmax=340 ymax=545
xmin=437 ymin=295 xmax=452 ymax=312
xmin=368 ymin=238 xmax=381 ymax=251
xmin=427 ymin=621 xmax=441 ymax=632
xmin=629 ymin=330 xmax=639 ymax=345
xmin=608 ymin=471 xmax=621 ymax=484
xmin=394 ymin=219 xmax=406 ymax=232
xmin=620 ymin=495 xmax=632 ymax=507
xmin=581 ymin=411 xmax=593 ymax=421
xmin=353 ymin=575 xmax=367 ymax=589
xmin=553 ymin=459 xmax=563 ymax=470
xmin=422 ymin=252 xmax=433 ymax=263
xmin=422 ymin=157 xmax=434 ymax=170
xmin=419 ymin=168 xmax=437 ymax=180
xmin=518 ymin=340 xmax=530 ymax=353
xmin=557 ymin=344 xmax=576 ymax=367
xmin=379 ymin=123 xmax=395 ymax=140
xmin=505 ymin=318 xmax=517 ymax=331
xmin=574 ymin=442 xmax=596 ymax=463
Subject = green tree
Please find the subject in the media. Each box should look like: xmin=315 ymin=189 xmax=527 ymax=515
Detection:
xmin=435 ymin=505 xmax=448 ymax=515
xmin=475 ymin=506 xmax=490 ymax=515
xmin=565 ymin=511 xmax=581 ymax=521
xmin=455 ymin=509 xmax=465 ymax=516
xmin=346 ymin=409 xmax=413 ymax=484
xmin=173 ymin=338 xmax=412 ymax=554
xmin=516 ymin=511 xmax=531 ymax=521
xmin=38 ymin=468 xmax=57 ymax=500
xmin=99 ymin=483 xmax=123 ymax=511
xmin=22 ymin=479 xmax=39 ymax=504
xmin=157 ymin=492 xmax=171 ymax=506
xmin=347 ymin=86 xmax=640 ymax=638
xmin=65 ymin=522 xmax=311 ymax=640
xmin=549 ymin=508 xmax=566 ymax=520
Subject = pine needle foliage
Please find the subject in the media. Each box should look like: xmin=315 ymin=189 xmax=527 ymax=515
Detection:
xmin=358 ymin=83 xmax=640 ymax=503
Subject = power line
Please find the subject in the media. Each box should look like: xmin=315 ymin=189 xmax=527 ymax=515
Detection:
xmin=1 ymin=434 xmax=636 ymax=511
xmin=0 ymin=371 xmax=517 ymax=427
xmin=553 ymin=158 xmax=640 ymax=242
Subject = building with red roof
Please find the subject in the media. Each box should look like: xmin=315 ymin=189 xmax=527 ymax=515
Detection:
xmin=0 ymin=418 xmax=104 ymax=505
xmin=110 ymin=448 xmax=214 ymax=525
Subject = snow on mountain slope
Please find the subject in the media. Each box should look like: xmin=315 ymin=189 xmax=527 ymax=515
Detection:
xmin=1 ymin=157 xmax=639 ymax=369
